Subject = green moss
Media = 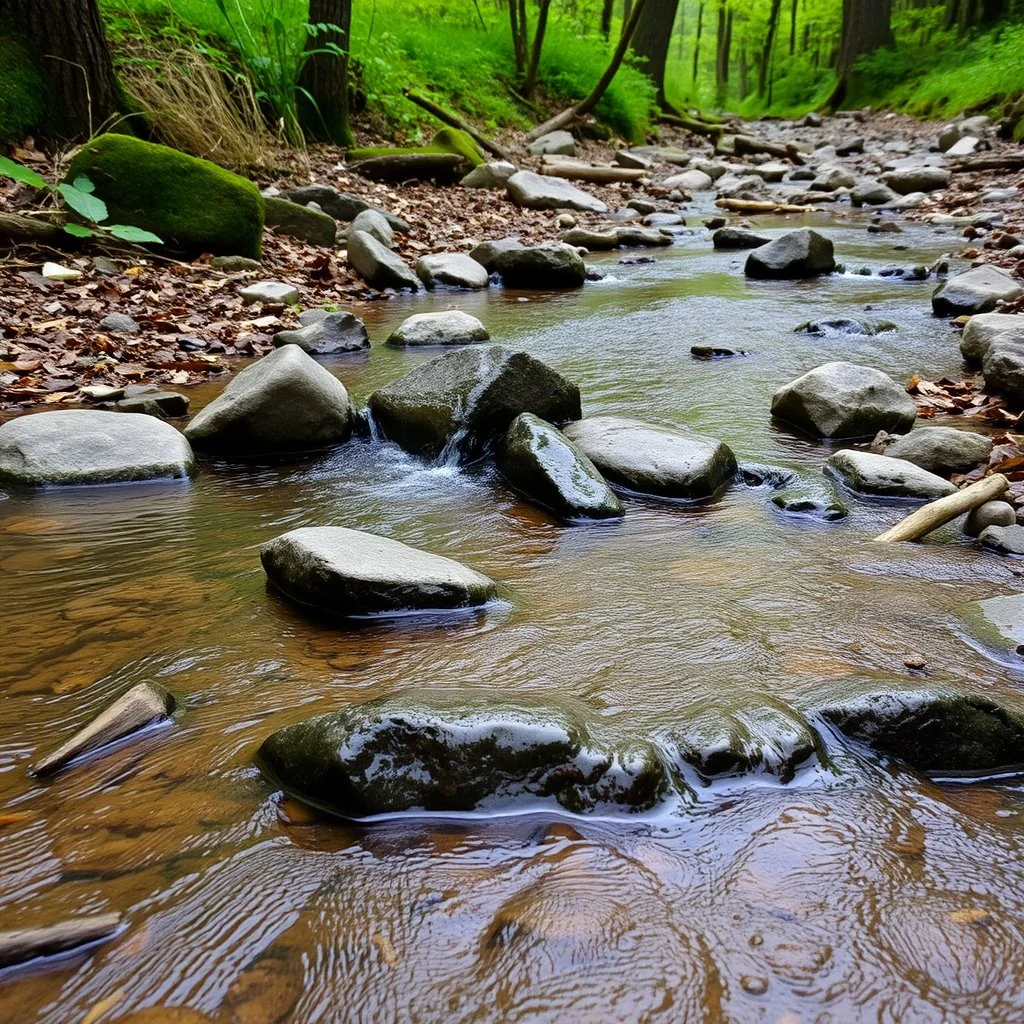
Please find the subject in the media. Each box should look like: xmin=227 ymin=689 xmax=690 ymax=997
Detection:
xmin=430 ymin=128 xmax=484 ymax=166
xmin=66 ymin=133 xmax=264 ymax=258
xmin=0 ymin=31 xmax=50 ymax=144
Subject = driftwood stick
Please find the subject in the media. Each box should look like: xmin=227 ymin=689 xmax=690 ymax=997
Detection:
xmin=0 ymin=914 xmax=122 ymax=969
xmin=951 ymin=153 xmax=1024 ymax=173
xmin=715 ymin=198 xmax=817 ymax=214
xmin=874 ymin=473 xmax=1010 ymax=543
xmin=540 ymin=162 xmax=646 ymax=184
xmin=401 ymin=88 xmax=513 ymax=163
xmin=659 ymin=113 xmax=723 ymax=139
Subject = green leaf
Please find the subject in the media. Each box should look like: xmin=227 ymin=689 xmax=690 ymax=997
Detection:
xmin=0 ymin=157 xmax=46 ymax=188
xmin=107 ymin=224 xmax=163 ymax=244
xmin=71 ymin=175 xmax=96 ymax=194
xmin=63 ymin=223 xmax=96 ymax=238
xmin=57 ymin=183 xmax=108 ymax=225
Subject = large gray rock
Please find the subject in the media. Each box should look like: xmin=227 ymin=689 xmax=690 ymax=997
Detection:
xmin=561 ymin=416 xmax=737 ymax=501
xmin=386 ymin=311 xmax=489 ymax=347
xmin=184 ymin=346 xmax=355 ymax=455
xmin=960 ymin=312 xmax=1024 ymax=363
xmin=933 ymin=265 xmax=1024 ymax=316
xmin=744 ymin=229 xmax=835 ymax=279
xmin=506 ymin=171 xmax=608 ymax=213
xmin=260 ymin=527 xmax=497 ymax=618
xmin=528 ymin=130 xmax=576 ymax=157
xmin=273 ymin=311 xmax=369 ymax=354
xmin=281 ymin=185 xmax=411 ymax=233
xmin=964 ymin=500 xmax=1015 ymax=537
xmin=825 ymin=449 xmax=957 ymax=500
xmin=870 ymin=426 xmax=992 ymax=475
xmin=810 ymin=166 xmax=856 ymax=191
xmin=851 ymin=180 xmax=899 ymax=206
xmin=346 ymin=209 xmax=394 ymax=248
xmin=771 ymin=362 xmax=917 ymax=439
xmin=713 ymin=227 xmax=770 ymax=250
xmin=979 ymin=524 xmax=1024 ymax=556
xmin=346 ymin=230 xmax=419 ymax=291
xmin=414 ymin=253 xmax=489 ymax=290
xmin=0 ymin=410 xmax=194 ymax=486
xmin=663 ymin=169 xmax=713 ymax=191
xmin=959 ymin=593 xmax=1024 ymax=658
xmin=263 ymin=196 xmax=338 ymax=247
xmin=561 ymin=227 xmax=670 ymax=250
xmin=491 ymin=242 xmax=587 ymax=289
xmin=460 ymin=161 xmax=518 ymax=189
xmin=468 ymin=237 xmax=523 ymax=272
xmin=256 ymin=691 xmax=669 ymax=817
xmin=368 ymin=344 xmax=581 ymax=462
xmin=818 ymin=689 xmax=1024 ymax=775
xmin=497 ymin=413 xmax=623 ymax=522
xmin=881 ymin=166 xmax=951 ymax=194
xmin=983 ymin=340 xmax=1024 ymax=402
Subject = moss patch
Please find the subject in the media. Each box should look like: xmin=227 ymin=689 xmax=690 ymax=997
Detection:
xmin=0 ymin=31 xmax=50 ymax=145
xmin=346 ymin=128 xmax=483 ymax=167
xmin=66 ymin=133 xmax=264 ymax=258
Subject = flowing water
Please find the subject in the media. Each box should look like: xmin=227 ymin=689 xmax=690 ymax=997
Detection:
xmin=4 ymin=211 xmax=1024 ymax=1023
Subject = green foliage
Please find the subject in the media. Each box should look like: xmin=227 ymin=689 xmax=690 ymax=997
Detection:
xmin=66 ymin=133 xmax=264 ymax=257
xmin=0 ymin=31 xmax=50 ymax=145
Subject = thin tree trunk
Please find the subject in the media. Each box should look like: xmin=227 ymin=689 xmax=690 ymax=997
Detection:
xmin=758 ymin=0 xmax=783 ymax=98
xmin=299 ymin=0 xmax=353 ymax=146
xmin=601 ymin=0 xmax=615 ymax=38
xmin=789 ymin=0 xmax=798 ymax=54
xmin=692 ymin=1 xmax=705 ymax=82
xmin=522 ymin=0 xmax=553 ymax=97
xmin=633 ymin=0 xmax=681 ymax=108
xmin=6 ymin=0 xmax=121 ymax=139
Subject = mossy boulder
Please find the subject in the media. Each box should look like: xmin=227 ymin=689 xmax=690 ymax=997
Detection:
xmin=66 ymin=134 xmax=264 ymax=258
xmin=256 ymin=690 xmax=670 ymax=818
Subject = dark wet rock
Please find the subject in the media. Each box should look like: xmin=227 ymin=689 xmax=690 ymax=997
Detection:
xmin=117 ymin=391 xmax=190 ymax=418
xmin=281 ymin=185 xmax=410 ymax=233
xmin=771 ymin=361 xmax=917 ymax=439
xmin=738 ymin=462 xmax=798 ymax=489
xmin=0 ymin=410 xmax=194 ymax=486
xmin=662 ymin=700 xmax=820 ymax=784
xmin=881 ymin=166 xmax=950 ymax=194
xmin=261 ymin=527 xmax=497 ymax=618
xmin=960 ymin=312 xmax=1024 ymax=364
xmin=561 ymin=227 xmax=669 ymax=250
xmin=346 ymin=230 xmax=419 ymax=291
xmin=256 ymin=691 xmax=670 ymax=817
xmin=979 ymin=524 xmax=1024 ymax=556
xmin=772 ymin=494 xmax=849 ymax=521
xmin=184 ymin=346 xmax=355 ymax=455
xmin=825 ymin=450 xmax=957 ymax=500
xmin=506 ymin=171 xmax=608 ymax=214
xmin=691 ymin=345 xmax=749 ymax=359
xmin=870 ymin=426 xmax=992 ymax=475
xmin=468 ymin=237 xmax=523 ymax=272
xmin=273 ymin=311 xmax=370 ymax=354
xmin=239 ymin=281 xmax=300 ymax=305
xmin=794 ymin=318 xmax=897 ymax=337
xmin=818 ymin=689 xmax=1024 ymax=775
xmin=867 ymin=221 xmax=902 ymax=234
xmin=497 ymin=413 xmax=623 ymax=522
xmin=959 ymin=593 xmax=1024 ymax=658
xmin=368 ymin=345 xmax=581 ymax=462
xmin=836 ymin=136 xmax=864 ymax=156
xmin=346 ymin=209 xmax=394 ymax=248
xmin=31 ymin=682 xmax=177 ymax=776
xmin=712 ymin=227 xmax=770 ymax=250
xmin=491 ymin=242 xmax=587 ymax=289
xmin=619 ymin=254 xmax=655 ymax=266
xmin=932 ymin=264 xmax=1023 ymax=316
xmin=414 ymin=253 xmax=489 ymax=290
xmin=386 ymin=311 xmax=489 ymax=348
xmin=562 ymin=416 xmax=737 ymax=501
xmin=99 ymin=312 xmax=140 ymax=334
xmin=0 ymin=914 xmax=123 ymax=971
xmin=744 ymin=229 xmax=835 ymax=279
xmin=964 ymin=500 xmax=1015 ymax=537
xmin=264 ymin=196 xmax=338 ymax=247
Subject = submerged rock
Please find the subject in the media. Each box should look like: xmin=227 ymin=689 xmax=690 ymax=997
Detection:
xmin=712 ymin=227 xmax=770 ymax=250
xmin=932 ymin=264 xmax=1023 ymax=316
xmin=744 ymin=229 xmax=835 ymax=279
xmin=497 ymin=413 xmax=623 ymax=522
xmin=386 ymin=311 xmax=489 ymax=347
xmin=256 ymin=691 xmax=669 ymax=817
xmin=184 ymin=346 xmax=355 ymax=455
xmin=261 ymin=526 xmax=498 ymax=617
xmin=772 ymin=494 xmax=849 ymax=521
xmin=819 ymin=689 xmax=1024 ymax=776
xmin=506 ymin=171 xmax=608 ymax=214
xmin=562 ymin=416 xmax=737 ymax=501
xmin=662 ymin=700 xmax=820 ymax=784
xmin=825 ymin=450 xmax=957 ymax=500
xmin=0 ymin=410 xmax=194 ymax=486
xmin=273 ymin=311 xmax=370 ymax=354
xmin=0 ymin=914 xmax=123 ymax=971
xmin=738 ymin=462 xmax=798 ymax=489
xmin=491 ymin=242 xmax=587 ymax=289
xmin=31 ymin=682 xmax=177 ymax=777
xmin=368 ymin=345 xmax=580 ymax=463
xmin=870 ymin=426 xmax=992 ymax=475
xmin=794 ymin=318 xmax=897 ymax=337
xmin=959 ymin=593 xmax=1024 ymax=658
xmin=771 ymin=361 xmax=917 ymax=439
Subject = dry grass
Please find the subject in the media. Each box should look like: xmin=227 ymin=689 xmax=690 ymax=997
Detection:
xmin=120 ymin=48 xmax=278 ymax=171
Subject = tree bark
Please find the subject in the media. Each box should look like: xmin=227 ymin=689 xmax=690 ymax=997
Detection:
xmin=299 ymin=0 xmax=353 ymax=145
xmin=826 ymin=0 xmax=893 ymax=109
xmin=601 ymin=0 xmax=615 ymax=38
xmin=633 ymin=0 xmax=681 ymax=108
xmin=522 ymin=0 xmax=553 ymax=98
xmin=692 ymin=2 xmax=705 ymax=83
xmin=5 ymin=0 xmax=121 ymax=139
xmin=758 ymin=0 xmax=783 ymax=98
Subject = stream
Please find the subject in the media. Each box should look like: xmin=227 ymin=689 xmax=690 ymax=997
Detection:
xmin=4 ymin=209 xmax=1024 ymax=1022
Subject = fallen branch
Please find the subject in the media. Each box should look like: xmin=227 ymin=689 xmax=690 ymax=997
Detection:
xmin=715 ymin=198 xmax=818 ymax=214
xmin=951 ymin=153 xmax=1024 ymax=173
xmin=659 ymin=113 xmax=723 ymax=139
xmin=874 ymin=473 xmax=1010 ymax=543
xmin=348 ymin=152 xmax=467 ymax=183
xmin=540 ymin=161 xmax=646 ymax=184
xmin=0 ymin=914 xmax=122 ymax=969
xmin=0 ymin=212 xmax=66 ymax=247
xmin=402 ymin=88 xmax=513 ymax=163
xmin=733 ymin=134 xmax=806 ymax=165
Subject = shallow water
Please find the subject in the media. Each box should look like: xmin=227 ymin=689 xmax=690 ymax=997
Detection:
xmin=4 ymin=210 xmax=1024 ymax=1022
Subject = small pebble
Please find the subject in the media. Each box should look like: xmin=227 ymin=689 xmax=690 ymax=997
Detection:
xmin=740 ymin=974 xmax=769 ymax=996
xmin=99 ymin=313 xmax=141 ymax=334
xmin=41 ymin=262 xmax=82 ymax=281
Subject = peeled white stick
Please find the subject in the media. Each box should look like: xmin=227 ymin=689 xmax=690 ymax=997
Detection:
xmin=874 ymin=473 xmax=1010 ymax=543
xmin=0 ymin=913 xmax=122 ymax=969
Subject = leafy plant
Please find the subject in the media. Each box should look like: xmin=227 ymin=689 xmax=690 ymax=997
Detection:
xmin=0 ymin=157 xmax=163 ymax=244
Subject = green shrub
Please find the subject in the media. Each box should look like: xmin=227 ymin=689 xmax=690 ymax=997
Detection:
xmin=67 ymin=133 xmax=265 ymax=257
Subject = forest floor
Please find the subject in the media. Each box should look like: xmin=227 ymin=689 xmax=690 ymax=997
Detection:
xmin=1 ymin=111 xmax=1022 ymax=410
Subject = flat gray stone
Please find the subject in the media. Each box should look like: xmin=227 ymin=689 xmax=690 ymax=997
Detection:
xmin=347 ymin=209 xmax=393 ymax=248
xmin=415 ymin=253 xmax=489 ymax=290
xmin=870 ymin=425 xmax=992 ymax=475
xmin=979 ymin=524 xmax=1024 ymax=556
xmin=528 ymin=131 xmax=576 ymax=157
xmin=506 ymin=171 xmax=607 ymax=213
xmin=239 ymin=280 xmax=300 ymax=306
xmin=933 ymin=265 xmax=1024 ymax=316
xmin=99 ymin=313 xmax=140 ymax=333
xmin=273 ymin=311 xmax=369 ymax=354
xmin=386 ymin=311 xmax=489 ymax=347
xmin=882 ymin=166 xmax=951 ymax=194
xmin=825 ymin=449 xmax=958 ymax=500
xmin=460 ymin=161 xmax=518 ymax=189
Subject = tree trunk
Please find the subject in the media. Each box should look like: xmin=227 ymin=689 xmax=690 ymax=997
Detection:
xmin=299 ymin=0 xmax=353 ymax=145
xmin=5 ymin=0 xmax=121 ymax=139
xmin=758 ymin=0 xmax=783 ymax=98
xmin=789 ymin=0 xmax=798 ymax=54
xmin=692 ymin=1 xmax=705 ymax=82
xmin=601 ymin=0 xmax=615 ymax=38
xmin=522 ymin=0 xmax=553 ymax=97
xmin=633 ymin=0 xmax=681 ymax=108
xmin=828 ymin=0 xmax=893 ymax=108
